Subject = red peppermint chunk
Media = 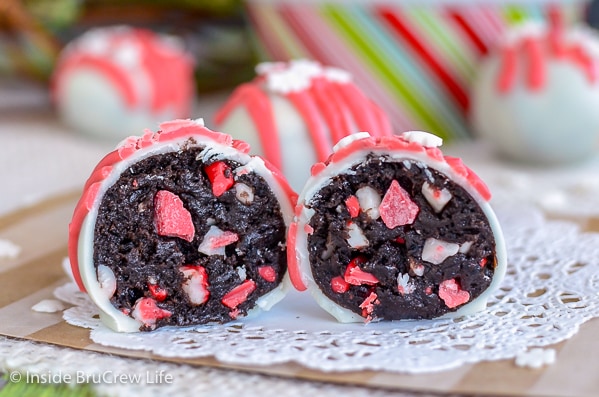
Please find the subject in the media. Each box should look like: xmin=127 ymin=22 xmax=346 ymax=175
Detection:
xmin=211 ymin=231 xmax=239 ymax=248
xmin=359 ymin=292 xmax=379 ymax=320
xmin=147 ymin=282 xmax=167 ymax=301
xmin=331 ymin=276 xmax=349 ymax=293
xmin=180 ymin=265 xmax=210 ymax=305
xmin=379 ymin=180 xmax=419 ymax=229
xmin=479 ymin=257 xmax=488 ymax=268
xmin=131 ymin=297 xmax=172 ymax=327
xmin=439 ymin=278 xmax=470 ymax=309
xmin=222 ymin=279 xmax=256 ymax=309
xmin=345 ymin=195 xmax=360 ymax=218
xmin=258 ymin=266 xmax=277 ymax=282
xmin=229 ymin=307 xmax=240 ymax=319
xmin=199 ymin=226 xmax=239 ymax=256
xmin=344 ymin=256 xmax=379 ymax=286
xmin=154 ymin=190 xmax=195 ymax=242
xmin=205 ymin=161 xmax=234 ymax=197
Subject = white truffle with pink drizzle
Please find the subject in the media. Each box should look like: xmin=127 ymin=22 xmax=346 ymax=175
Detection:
xmin=214 ymin=59 xmax=392 ymax=191
xmin=52 ymin=26 xmax=195 ymax=142
xmin=471 ymin=11 xmax=599 ymax=164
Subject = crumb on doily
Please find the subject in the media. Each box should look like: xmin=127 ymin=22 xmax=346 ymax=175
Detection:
xmin=31 ymin=299 xmax=66 ymax=313
xmin=515 ymin=348 xmax=557 ymax=369
xmin=0 ymin=238 xmax=21 ymax=259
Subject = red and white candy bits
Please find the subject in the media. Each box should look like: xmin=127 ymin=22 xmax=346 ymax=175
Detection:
xmin=288 ymin=130 xmax=507 ymax=323
xmin=69 ymin=119 xmax=296 ymax=332
xmin=154 ymin=190 xmax=195 ymax=242
xmin=379 ymin=180 xmax=419 ymax=229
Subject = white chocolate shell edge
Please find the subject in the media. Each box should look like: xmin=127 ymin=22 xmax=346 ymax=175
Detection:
xmin=78 ymin=134 xmax=294 ymax=332
xmin=293 ymin=135 xmax=508 ymax=323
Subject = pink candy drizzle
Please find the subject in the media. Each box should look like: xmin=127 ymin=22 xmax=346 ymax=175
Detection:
xmin=53 ymin=28 xmax=194 ymax=117
xmin=496 ymin=9 xmax=598 ymax=93
xmin=214 ymin=70 xmax=393 ymax=171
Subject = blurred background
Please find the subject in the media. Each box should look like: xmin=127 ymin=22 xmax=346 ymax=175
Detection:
xmin=0 ymin=0 xmax=597 ymax=147
xmin=0 ymin=0 xmax=254 ymax=91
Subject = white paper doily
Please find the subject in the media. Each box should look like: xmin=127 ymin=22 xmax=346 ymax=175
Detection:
xmin=55 ymin=204 xmax=599 ymax=374
xmin=0 ymin=337 xmax=429 ymax=397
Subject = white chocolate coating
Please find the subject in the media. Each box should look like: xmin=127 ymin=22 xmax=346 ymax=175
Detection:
xmin=291 ymin=132 xmax=507 ymax=323
xmin=76 ymin=121 xmax=294 ymax=332
xmin=471 ymin=23 xmax=599 ymax=164
xmin=53 ymin=26 xmax=194 ymax=142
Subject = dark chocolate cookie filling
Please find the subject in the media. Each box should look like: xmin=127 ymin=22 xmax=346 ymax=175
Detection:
xmin=307 ymin=155 xmax=496 ymax=321
xmin=93 ymin=146 xmax=287 ymax=331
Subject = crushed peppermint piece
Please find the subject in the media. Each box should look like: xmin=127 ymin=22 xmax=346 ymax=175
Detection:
xmin=234 ymin=183 xmax=254 ymax=205
xmin=421 ymin=181 xmax=452 ymax=213
xmin=346 ymin=222 xmax=369 ymax=249
xmin=222 ymin=279 xmax=256 ymax=309
xmin=258 ymin=266 xmax=277 ymax=282
xmin=228 ymin=307 xmax=241 ymax=319
xmin=344 ymin=257 xmax=379 ymax=285
xmin=331 ymin=276 xmax=349 ymax=293
xmin=255 ymin=61 xmax=286 ymax=76
xmin=355 ymin=186 xmax=381 ymax=219
xmin=379 ymin=180 xmax=419 ymax=228
xmin=180 ymin=265 xmax=210 ymax=305
xmin=345 ymin=195 xmax=361 ymax=218
xmin=409 ymin=259 xmax=425 ymax=277
xmin=459 ymin=241 xmax=473 ymax=254
xmin=31 ymin=299 xmax=65 ymax=313
xmin=439 ymin=279 xmax=470 ymax=308
xmin=259 ymin=59 xmax=352 ymax=94
xmin=154 ymin=190 xmax=195 ymax=242
xmin=147 ymin=281 xmax=168 ymax=301
xmin=401 ymin=131 xmax=443 ymax=148
xmin=332 ymin=132 xmax=371 ymax=153
xmin=205 ymin=161 xmax=234 ymax=197
xmin=97 ymin=264 xmax=117 ymax=299
xmin=237 ymin=265 xmax=248 ymax=281
xmin=131 ymin=297 xmax=172 ymax=328
xmin=359 ymin=292 xmax=379 ymax=320
xmin=0 ymin=239 xmax=21 ymax=259
xmin=210 ymin=231 xmax=239 ymax=248
xmin=198 ymin=225 xmax=239 ymax=256
xmin=323 ymin=66 xmax=352 ymax=84
xmin=397 ymin=273 xmax=416 ymax=295
xmin=422 ymin=238 xmax=460 ymax=265
xmin=515 ymin=348 xmax=557 ymax=369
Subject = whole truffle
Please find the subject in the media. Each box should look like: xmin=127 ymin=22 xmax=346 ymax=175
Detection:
xmin=470 ymin=14 xmax=599 ymax=164
xmin=214 ymin=59 xmax=392 ymax=190
xmin=52 ymin=26 xmax=195 ymax=141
